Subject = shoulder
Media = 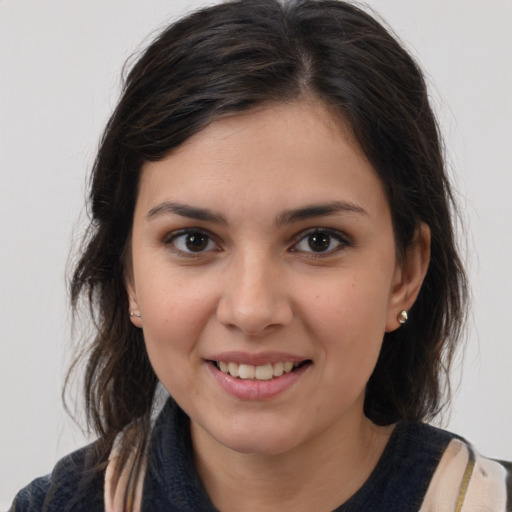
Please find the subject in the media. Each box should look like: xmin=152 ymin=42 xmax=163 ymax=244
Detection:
xmin=9 ymin=442 xmax=105 ymax=512
xmin=372 ymin=422 xmax=511 ymax=511
xmin=417 ymin=428 xmax=511 ymax=512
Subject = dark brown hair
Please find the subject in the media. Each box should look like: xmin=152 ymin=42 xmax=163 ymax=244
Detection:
xmin=69 ymin=0 xmax=467 ymax=501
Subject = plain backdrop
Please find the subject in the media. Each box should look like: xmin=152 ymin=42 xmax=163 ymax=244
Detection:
xmin=1 ymin=0 xmax=511 ymax=508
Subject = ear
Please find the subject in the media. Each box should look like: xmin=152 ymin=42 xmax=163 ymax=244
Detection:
xmin=125 ymin=273 xmax=143 ymax=329
xmin=386 ymin=222 xmax=430 ymax=332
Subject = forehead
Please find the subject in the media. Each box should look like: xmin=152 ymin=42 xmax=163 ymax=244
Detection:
xmin=136 ymin=101 xmax=387 ymax=218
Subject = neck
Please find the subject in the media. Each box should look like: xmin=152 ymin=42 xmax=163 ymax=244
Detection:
xmin=191 ymin=410 xmax=394 ymax=512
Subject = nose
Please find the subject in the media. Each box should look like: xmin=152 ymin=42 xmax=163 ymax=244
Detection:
xmin=216 ymin=251 xmax=293 ymax=337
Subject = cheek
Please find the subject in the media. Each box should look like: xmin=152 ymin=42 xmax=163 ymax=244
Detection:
xmin=137 ymin=272 xmax=218 ymax=360
xmin=138 ymin=281 xmax=216 ymax=401
xmin=300 ymin=277 xmax=390 ymax=370
xmin=304 ymin=276 xmax=390 ymax=333
xmin=304 ymin=284 xmax=387 ymax=417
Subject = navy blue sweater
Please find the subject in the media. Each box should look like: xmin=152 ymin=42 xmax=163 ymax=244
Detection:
xmin=10 ymin=400 xmax=463 ymax=511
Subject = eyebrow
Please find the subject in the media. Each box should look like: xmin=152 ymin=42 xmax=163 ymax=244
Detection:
xmin=276 ymin=201 xmax=367 ymax=226
xmin=146 ymin=200 xmax=367 ymax=225
xmin=146 ymin=201 xmax=228 ymax=224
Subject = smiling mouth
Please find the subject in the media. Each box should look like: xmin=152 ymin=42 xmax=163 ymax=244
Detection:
xmin=212 ymin=360 xmax=312 ymax=381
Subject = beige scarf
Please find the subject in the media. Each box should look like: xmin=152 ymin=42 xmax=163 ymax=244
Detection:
xmin=104 ymin=385 xmax=168 ymax=512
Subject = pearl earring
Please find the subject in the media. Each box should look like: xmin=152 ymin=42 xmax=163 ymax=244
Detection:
xmin=397 ymin=310 xmax=408 ymax=325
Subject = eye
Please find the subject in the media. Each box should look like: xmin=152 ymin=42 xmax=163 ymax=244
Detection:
xmin=291 ymin=229 xmax=349 ymax=254
xmin=166 ymin=229 xmax=218 ymax=254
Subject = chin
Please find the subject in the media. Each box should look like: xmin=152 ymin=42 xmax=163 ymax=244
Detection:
xmin=220 ymin=435 xmax=298 ymax=456
xmin=207 ymin=419 xmax=306 ymax=456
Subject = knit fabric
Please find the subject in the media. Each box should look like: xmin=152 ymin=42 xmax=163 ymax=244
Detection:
xmin=9 ymin=399 xmax=512 ymax=511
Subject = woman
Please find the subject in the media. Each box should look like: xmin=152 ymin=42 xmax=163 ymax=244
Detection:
xmin=9 ymin=0 xmax=511 ymax=511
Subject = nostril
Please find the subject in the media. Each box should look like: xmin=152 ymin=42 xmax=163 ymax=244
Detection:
xmin=217 ymin=304 xmax=289 ymax=337
xmin=216 ymin=289 xmax=293 ymax=336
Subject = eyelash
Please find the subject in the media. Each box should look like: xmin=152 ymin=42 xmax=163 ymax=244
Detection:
xmin=163 ymin=227 xmax=351 ymax=258
xmin=163 ymin=229 xmax=220 ymax=258
xmin=290 ymin=228 xmax=351 ymax=257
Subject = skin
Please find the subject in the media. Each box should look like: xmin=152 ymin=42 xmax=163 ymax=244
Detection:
xmin=127 ymin=100 xmax=430 ymax=511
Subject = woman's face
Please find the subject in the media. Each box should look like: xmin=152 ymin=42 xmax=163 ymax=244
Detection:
xmin=127 ymin=101 xmax=425 ymax=456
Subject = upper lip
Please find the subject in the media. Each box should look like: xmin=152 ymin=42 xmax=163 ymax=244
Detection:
xmin=206 ymin=351 xmax=310 ymax=366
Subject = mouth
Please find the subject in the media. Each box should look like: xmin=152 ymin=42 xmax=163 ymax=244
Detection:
xmin=211 ymin=360 xmax=312 ymax=381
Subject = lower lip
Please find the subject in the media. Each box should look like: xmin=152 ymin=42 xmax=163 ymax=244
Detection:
xmin=207 ymin=362 xmax=310 ymax=400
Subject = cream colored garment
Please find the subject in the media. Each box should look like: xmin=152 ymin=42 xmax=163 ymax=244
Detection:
xmin=104 ymin=385 xmax=168 ymax=512
xmin=419 ymin=439 xmax=509 ymax=512
xmin=104 ymin=435 xmax=146 ymax=512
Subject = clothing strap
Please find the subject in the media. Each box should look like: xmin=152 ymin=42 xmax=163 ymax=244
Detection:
xmin=455 ymin=448 xmax=475 ymax=512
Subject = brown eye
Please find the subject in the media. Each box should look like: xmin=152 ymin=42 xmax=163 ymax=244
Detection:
xmin=169 ymin=230 xmax=217 ymax=254
xmin=185 ymin=233 xmax=209 ymax=251
xmin=307 ymin=233 xmax=331 ymax=252
xmin=292 ymin=229 xmax=349 ymax=255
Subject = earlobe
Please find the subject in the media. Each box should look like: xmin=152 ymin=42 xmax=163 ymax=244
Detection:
xmin=386 ymin=222 xmax=431 ymax=332
xmin=126 ymin=279 xmax=143 ymax=328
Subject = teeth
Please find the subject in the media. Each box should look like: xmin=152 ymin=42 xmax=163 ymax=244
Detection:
xmin=273 ymin=361 xmax=284 ymax=377
xmin=217 ymin=360 xmax=302 ymax=380
xmin=228 ymin=362 xmax=239 ymax=377
xmin=238 ymin=364 xmax=255 ymax=379
xmin=255 ymin=364 xmax=273 ymax=380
